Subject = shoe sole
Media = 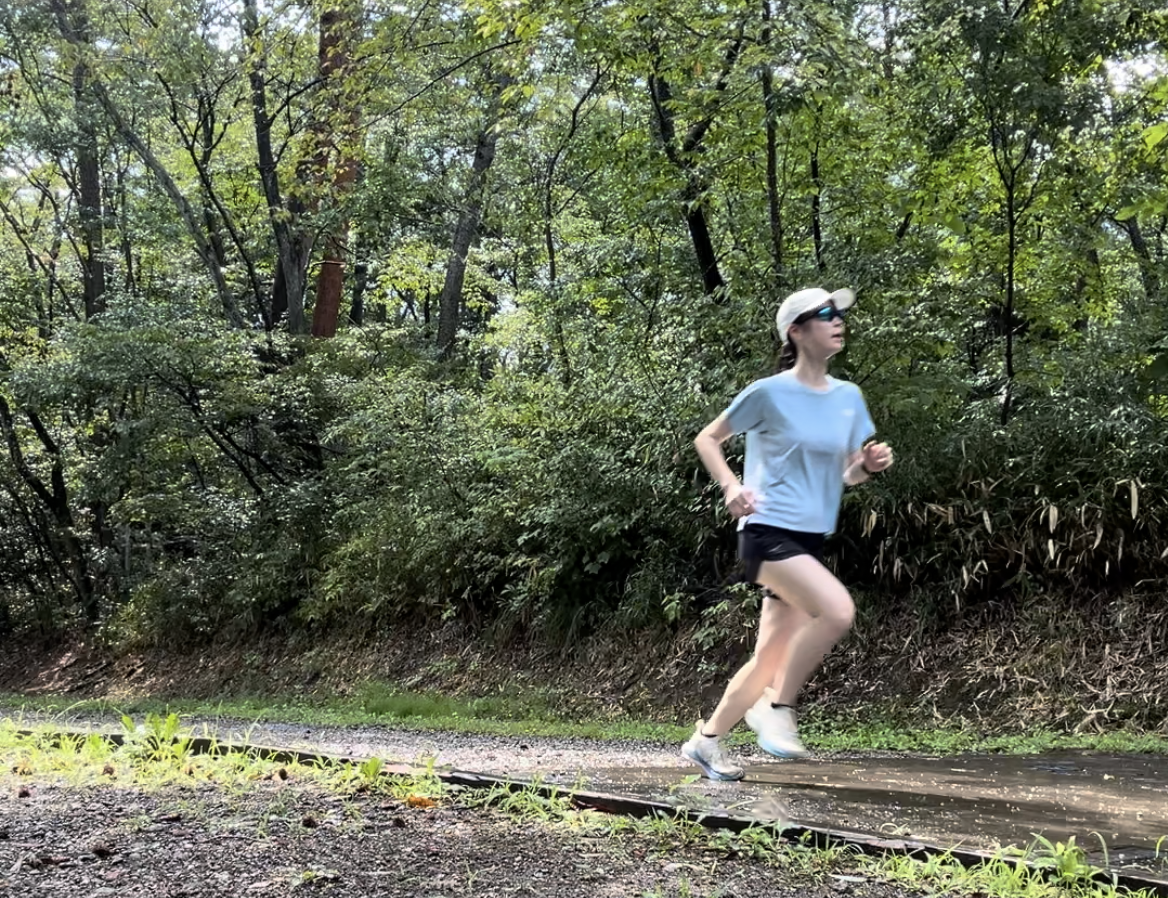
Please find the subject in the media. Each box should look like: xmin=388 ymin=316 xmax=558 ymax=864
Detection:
xmin=746 ymin=711 xmax=810 ymax=759
xmin=756 ymin=736 xmax=810 ymax=760
xmin=680 ymin=745 xmax=745 ymax=782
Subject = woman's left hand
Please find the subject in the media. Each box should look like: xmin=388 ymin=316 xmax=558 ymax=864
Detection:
xmin=862 ymin=441 xmax=894 ymax=473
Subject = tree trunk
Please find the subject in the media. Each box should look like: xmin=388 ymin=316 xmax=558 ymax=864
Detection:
xmin=648 ymin=72 xmax=727 ymax=299
xmin=51 ymin=0 xmax=243 ymax=328
xmin=1001 ymin=189 xmax=1017 ymax=425
xmin=437 ymin=99 xmax=504 ymax=358
xmin=810 ymin=139 xmax=825 ymax=272
xmin=681 ymin=181 xmax=726 ymax=296
xmin=1118 ymin=216 xmax=1163 ymax=305
xmin=68 ymin=0 xmax=106 ymax=319
xmin=760 ymin=0 xmax=784 ymax=282
xmin=0 ymin=395 xmax=98 ymax=623
xmin=311 ymin=4 xmax=363 ymax=339
xmin=349 ymin=257 xmax=368 ymax=325
xmin=242 ymin=0 xmax=309 ymax=333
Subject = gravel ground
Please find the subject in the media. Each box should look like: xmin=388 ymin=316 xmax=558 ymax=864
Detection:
xmin=0 ymin=772 xmax=926 ymax=898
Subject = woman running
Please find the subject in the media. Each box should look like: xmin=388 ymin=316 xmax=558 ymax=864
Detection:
xmin=682 ymin=286 xmax=893 ymax=781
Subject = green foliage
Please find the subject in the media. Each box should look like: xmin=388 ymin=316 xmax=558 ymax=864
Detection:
xmin=0 ymin=0 xmax=1165 ymax=669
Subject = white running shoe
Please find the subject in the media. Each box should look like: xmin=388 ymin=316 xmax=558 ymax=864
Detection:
xmin=681 ymin=722 xmax=745 ymax=781
xmin=744 ymin=698 xmax=810 ymax=759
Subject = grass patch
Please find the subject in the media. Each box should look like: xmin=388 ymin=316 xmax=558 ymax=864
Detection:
xmin=3 ymin=688 xmax=1168 ymax=757
xmin=796 ymin=705 xmax=1168 ymax=756
xmin=0 ymin=687 xmax=687 ymax=743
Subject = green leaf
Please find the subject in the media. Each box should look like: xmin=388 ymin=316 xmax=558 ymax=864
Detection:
xmin=1144 ymin=122 xmax=1168 ymax=152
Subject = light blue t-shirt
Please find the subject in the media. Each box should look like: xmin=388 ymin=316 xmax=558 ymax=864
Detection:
xmin=722 ymin=371 xmax=876 ymax=535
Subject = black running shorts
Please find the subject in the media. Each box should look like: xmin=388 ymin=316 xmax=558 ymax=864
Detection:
xmin=738 ymin=523 xmax=825 ymax=585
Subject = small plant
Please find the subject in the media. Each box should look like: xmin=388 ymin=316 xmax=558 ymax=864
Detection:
xmin=121 ymin=713 xmax=195 ymax=767
xmin=1028 ymin=833 xmax=1106 ymax=886
xmin=357 ymin=756 xmax=383 ymax=786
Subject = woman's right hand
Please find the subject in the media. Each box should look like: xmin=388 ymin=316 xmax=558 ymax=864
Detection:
xmin=723 ymin=482 xmax=758 ymax=519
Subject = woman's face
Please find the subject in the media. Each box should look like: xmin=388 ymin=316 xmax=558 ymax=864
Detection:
xmin=791 ymin=302 xmax=846 ymax=358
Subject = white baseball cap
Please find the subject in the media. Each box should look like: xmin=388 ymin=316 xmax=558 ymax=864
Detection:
xmin=775 ymin=287 xmax=856 ymax=344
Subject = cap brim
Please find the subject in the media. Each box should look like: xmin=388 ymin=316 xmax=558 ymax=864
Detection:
xmin=828 ymin=288 xmax=855 ymax=310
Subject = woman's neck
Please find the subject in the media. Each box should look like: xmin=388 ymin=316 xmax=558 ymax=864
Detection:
xmin=791 ymin=354 xmax=830 ymax=389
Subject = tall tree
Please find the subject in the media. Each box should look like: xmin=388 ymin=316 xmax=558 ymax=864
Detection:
xmin=311 ymin=2 xmax=364 ymax=338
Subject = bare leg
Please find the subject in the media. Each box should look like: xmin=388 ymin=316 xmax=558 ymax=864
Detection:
xmin=762 ymin=593 xmax=813 ymax=702
xmin=702 ymin=597 xmax=790 ymax=736
xmin=755 ymin=555 xmax=854 ymax=705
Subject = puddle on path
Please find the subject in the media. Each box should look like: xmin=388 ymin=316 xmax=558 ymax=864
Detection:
xmin=543 ymin=752 xmax=1168 ymax=881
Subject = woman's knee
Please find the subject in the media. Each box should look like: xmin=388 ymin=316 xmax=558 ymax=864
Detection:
xmin=821 ymin=591 xmax=855 ymax=633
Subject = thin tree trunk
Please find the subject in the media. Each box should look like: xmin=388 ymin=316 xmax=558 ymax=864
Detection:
xmin=68 ymin=0 xmax=106 ymax=318
xmin=1118 ymin=216 xmax=1162 ymax=304
xmin=349 ymin=257 xmax=368 ymax=325
xmin=648 ymin=72 xmax=727 ymax=299
xmin=1001 ymin=189 xmax=1017 ymax=425
xmin=810 ymin=139 xmax=825 ymax=272
xmin=760 ymin=0 xmax=783 ymax=281
xmin=51 ymin=0 xmax=243 ymax=328
xmin=242 ymin=0 xmax=308 ymax=333
xmin=0 ymin=395 xmax=97 ymax=622
xmin=647 ymin=31 xmax=742 ymax=301
xmin=437 ymin=118 xmax=501 ymax=357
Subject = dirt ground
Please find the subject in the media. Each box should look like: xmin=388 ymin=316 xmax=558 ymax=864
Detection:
xmin=0 ymin=774 xmax=928 ymax=898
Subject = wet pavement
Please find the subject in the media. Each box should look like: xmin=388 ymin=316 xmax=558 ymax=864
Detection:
xmin=540 ymin=751 xmax=1168 ymax=882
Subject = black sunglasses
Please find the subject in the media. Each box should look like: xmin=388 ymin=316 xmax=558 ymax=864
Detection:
xmin=795 ymin=304 xmax=847 ymax=325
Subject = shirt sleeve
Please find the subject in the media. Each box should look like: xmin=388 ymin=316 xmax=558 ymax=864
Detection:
xmin=722 ymin=380 xmax=769 ymax=434
xmin=849 ymin=386 xmax=876 ymax=453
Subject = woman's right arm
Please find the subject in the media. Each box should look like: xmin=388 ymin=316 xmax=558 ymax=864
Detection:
xmin=694 ymin=414 xmax=756 ymax=518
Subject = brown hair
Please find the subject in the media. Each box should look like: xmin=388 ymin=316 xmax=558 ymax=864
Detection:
xmin=777 ymin=339 xmax=798 ymax=372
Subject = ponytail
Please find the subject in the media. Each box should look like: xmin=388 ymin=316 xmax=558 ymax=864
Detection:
xmin=777 ymin=340 xmax=798 ymax=372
